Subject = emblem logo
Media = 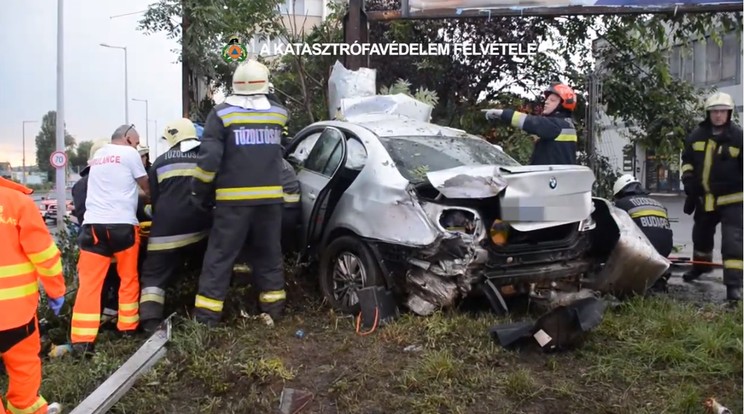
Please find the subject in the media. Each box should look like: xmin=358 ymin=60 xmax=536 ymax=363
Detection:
xmin=221 ymin=35 xmax=248 ymax=64
xmin=549 ymin=176 xmax=557 ymax=189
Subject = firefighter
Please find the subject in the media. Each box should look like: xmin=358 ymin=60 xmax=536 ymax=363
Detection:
xmin=71 ymin=140 xmax=121 ymax=325
xmin=484 ymin=82 xmax=578 ymax=165
xmin=138 ymin=119 xmax=212 ymax=333
xmin=612 ymin=174 xmax=674 ymax=291
xmin=680 ymin=92 xmax=743 ymax=303
xmin=70 ymin=125 xmax=150 ymax=355
xmin=0 ymin=176 xmax=64 ymax=414
xmin=191 ymin=59 xmax=289 ymax=326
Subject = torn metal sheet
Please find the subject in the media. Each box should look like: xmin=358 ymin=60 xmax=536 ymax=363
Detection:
xmin=340 ymin=94 xmax=433 ymax=123
xmin=585 ymin=198 xmax=671 ymax=295
xmin=425 ymin=165 xmax=508 ymax=199
xmin=278 ymin=388 xmax=314 ymax=414
xmin=69 ymin=314 xmax=174 ymax=414
xmin=405 ymin=268 xmax=460 ymax=315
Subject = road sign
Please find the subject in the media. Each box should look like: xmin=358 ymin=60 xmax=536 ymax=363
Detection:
xmin=50 ymin=151 xmax=67 ymax=169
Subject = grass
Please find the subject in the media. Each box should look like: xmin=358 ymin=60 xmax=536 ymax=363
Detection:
xmin=1 ymin=268 xmax=742 ymax=414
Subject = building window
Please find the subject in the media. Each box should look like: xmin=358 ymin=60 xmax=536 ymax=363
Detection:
xmin=667 ymin=31 xmax=741 ymax=86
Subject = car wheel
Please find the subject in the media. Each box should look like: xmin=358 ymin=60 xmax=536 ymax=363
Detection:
xmin=319 ymin=235 xmax=384 ymax=315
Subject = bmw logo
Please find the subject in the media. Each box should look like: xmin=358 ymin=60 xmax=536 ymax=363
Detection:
xmin=549 ymin=177 xmax=557 ymax=189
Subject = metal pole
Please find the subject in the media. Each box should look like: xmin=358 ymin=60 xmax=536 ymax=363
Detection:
xmin=133 ymin=99 xmax=149 ymax=147
xmin=55 ymin=0 xmax=66 ymax=231
xmin=124 ymin=47 xmax=129 ymax=124
xmin=22 ymin=121 xmax=37 ymax=185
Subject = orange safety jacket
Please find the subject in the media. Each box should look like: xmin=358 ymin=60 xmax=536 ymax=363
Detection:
xmin=0 ymin=177 xmax=66 ymax=330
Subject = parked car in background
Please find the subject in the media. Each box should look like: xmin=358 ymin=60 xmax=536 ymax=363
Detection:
xmin=38 ymin=191 xmax=73 ymax=224
xmin=283 ymin=114 xmax=669 ymax=317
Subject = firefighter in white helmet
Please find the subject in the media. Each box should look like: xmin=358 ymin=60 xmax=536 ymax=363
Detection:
xmin=191 ymin=60 xmax=289 ymax=326
xmin=138 ymin=118 xmax=213 ymax=333
xmin=612 ymin=174 xmax=673 ymax=291
xmin=680 ymin=91 xmax=743 ymax=303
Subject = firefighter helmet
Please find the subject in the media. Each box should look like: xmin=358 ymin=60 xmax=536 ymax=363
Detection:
xmin=613 ymin=174 xmax=640 ymax=197
xmin=88 ymin=140 xmax=109 ymax=162
xmin=137 ymin=145 xmax=150 ymax=156
xmin=543 ymin=82 xmax=577 ymax=112
xmin=704 ymin=92 xmax=735 ymax=112
xmin=162 ymin=118 xmax=198 ymax=147
xmin=232 ymin=59 xmax=270 ymax=95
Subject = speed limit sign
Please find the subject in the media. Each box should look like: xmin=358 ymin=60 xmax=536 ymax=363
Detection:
xmin=49 ymin=151 xmax=68 ymax=169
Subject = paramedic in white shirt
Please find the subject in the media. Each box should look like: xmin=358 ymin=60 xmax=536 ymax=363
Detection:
xmin=69 ymin=125 xmax=151 ymax=355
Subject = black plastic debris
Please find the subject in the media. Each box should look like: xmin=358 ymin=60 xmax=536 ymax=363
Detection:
xmin=357 ymin=286 xmax=399 ymax=330
xmin=489 ymin=297 xmax=608 ymax=352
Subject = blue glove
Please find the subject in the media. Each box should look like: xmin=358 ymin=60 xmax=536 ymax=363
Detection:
xmin=48 ymin=296 xmax=65 ymax=316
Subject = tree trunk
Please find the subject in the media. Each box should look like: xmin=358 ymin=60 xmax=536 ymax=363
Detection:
xmin=182 ymin=0 xmax=191 ymax=118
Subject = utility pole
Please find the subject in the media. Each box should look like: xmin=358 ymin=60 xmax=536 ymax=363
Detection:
xmin=22 ymin=120 xmax=38 ymax=185
xmin=100 ymin=43 xmax=129 ymax=124
xmin=55 ymin=0 xmax=66 ymax=230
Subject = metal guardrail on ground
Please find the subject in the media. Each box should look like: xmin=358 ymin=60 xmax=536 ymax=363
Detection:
xmin=69 ymin=314 xmax=174 ymax=414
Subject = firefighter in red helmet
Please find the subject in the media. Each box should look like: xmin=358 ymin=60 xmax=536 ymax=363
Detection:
xmin=485 ymin=82 xmax=578 ymax=165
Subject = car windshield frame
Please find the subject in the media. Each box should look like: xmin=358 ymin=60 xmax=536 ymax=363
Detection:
xmin=377 ymin=134 xmax=521 ymax=183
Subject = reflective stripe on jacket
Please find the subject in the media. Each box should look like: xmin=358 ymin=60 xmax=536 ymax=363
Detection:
xmin=281 ymin=159 xmax=301 ymax=207
xmin=0 ymin=177 xmax=66 ymax=330
xmin=147 ymin=145 xmax=212 ymax=252
xmin=498 ymin=109 xmax=577 ymax=165
xmin=192 ymin=102 xmax=288 ymax=206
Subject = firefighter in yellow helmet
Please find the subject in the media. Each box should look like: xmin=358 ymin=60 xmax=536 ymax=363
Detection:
xmin=680 ymin=91 xmax=743 ymax=303
xmin=138 ymin=119 xmax=213 ymax=333
xmin=191 ymin=59 xmax=289 ymax=326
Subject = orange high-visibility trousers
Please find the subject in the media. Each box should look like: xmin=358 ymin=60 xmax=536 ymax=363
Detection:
xmin=0 ymin=319 xmax=49 ymax=414
xmin=71 ymin=225 xmax=141 ymax=344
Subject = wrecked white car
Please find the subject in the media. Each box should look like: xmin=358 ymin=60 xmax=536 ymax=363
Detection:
xmin=284 ymin=114 xmax=670 ymax=316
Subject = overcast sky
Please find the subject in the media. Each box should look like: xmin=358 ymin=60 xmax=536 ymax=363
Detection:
xmin=0 ymin=0 xmax=181 ymax=167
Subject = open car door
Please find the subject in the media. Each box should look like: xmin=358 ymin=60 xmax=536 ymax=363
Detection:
xmin=291 ymin=127 xmax=348 ymax=257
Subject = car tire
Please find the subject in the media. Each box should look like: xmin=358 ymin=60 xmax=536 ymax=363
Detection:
xmin=319 ymin=235 xmax=384 ymax=315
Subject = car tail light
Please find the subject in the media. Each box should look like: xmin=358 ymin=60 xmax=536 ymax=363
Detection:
xmin=489 ymin=219 xmax=510 ymax=246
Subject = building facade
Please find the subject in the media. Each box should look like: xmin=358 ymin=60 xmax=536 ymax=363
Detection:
xmin=595 ymin=30 xmax=743 ymax=193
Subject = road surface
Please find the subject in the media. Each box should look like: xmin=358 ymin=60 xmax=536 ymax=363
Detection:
xmin=655 ymin=193 xmax=726 ymax=303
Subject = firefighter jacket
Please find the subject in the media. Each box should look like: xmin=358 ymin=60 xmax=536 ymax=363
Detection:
xmin=614 ymin=193 xmax=674 ymax=257
xmin=497 ymin=109 xmax=577 ymax=165
xmin=282 ymin=159 xmax=300 ymax=208
xmin=148 ymin=145 xmax=212 ymax=252
xmin=192 ymin=101 xmax=289 ymax=207
xmin=681 ymin=120 xmax=743 ymax=212
xmin=0 ymin=177 xmax=66 ymax=330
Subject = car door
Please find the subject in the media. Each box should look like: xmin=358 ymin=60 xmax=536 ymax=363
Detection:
xmin=291 ymin=127 xmax=347 ymax=253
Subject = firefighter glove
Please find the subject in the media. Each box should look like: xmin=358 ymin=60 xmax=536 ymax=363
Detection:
xmin=48 ymin=296 xmax=65 ymax=316
xmin=484 ymin=109 xmax=503 ymax=120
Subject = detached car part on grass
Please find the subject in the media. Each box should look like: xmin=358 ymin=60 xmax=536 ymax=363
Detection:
xmin=285 ymin=104 xmax=669 ymax=316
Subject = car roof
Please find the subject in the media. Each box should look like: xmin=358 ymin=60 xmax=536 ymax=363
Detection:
xmin=342 ymin=115 xmax=472 ymax=140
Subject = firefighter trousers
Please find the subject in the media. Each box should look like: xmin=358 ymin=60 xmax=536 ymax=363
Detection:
xmin=71 ymin=224 xmax=141 ymax=344
xmin=101 ymin=263 xmax=121 ymax=320
xmin=691 ymin=203 xmax=743 ymax=287
xmin=139 ymin=240 xmax=207 ymax=323
xmin=194 ymin=204 xmax=285 ymax=324
xmin=0 ymin=317 xmax=49 ymax=414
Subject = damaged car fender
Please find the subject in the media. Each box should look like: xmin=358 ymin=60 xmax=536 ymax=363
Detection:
xmin=584 ymin=197 xmax=671 ymax=296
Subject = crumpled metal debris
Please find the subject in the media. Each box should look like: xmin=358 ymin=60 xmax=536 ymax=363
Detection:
xmin=704 ymin=398 xmax=731 ymax=414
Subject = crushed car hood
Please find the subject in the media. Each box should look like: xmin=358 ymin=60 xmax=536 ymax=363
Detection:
xmin=425 ymin=164 xmax=595 ymax=231
xmin=425 ymin=165 xmax=509 ymax=199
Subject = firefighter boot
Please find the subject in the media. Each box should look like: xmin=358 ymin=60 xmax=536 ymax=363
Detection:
xmin=48 ymin=402 xmax=63 ymax=414
xmin=682 ymin=269 xmax=705 ymax=282
xmin=726 ymin=286 xmax=742 ymax=303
